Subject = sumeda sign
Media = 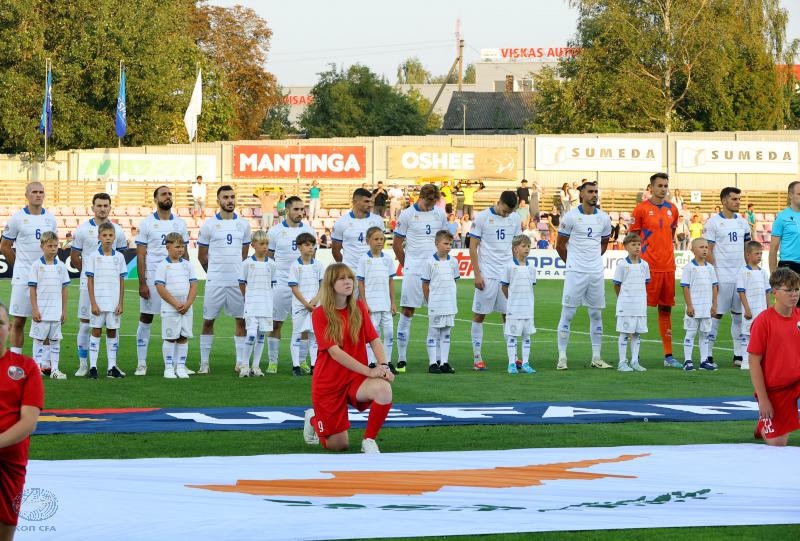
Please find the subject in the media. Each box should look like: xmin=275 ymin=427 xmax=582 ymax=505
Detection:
xmin=676 ymin=140 xmax=799 ymax=174
xmin=387 ymin=145 xmax=518 ymax=179
xmin=78 ymin=154 xmax=217 ymax=182
xmin=232 ymin=145 xmax=367 ymax=179
xmin=536 ymin=137 xmax=663 ymax=172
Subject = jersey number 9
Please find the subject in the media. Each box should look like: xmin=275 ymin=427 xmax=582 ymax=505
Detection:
xmin=226 ymin=233 xmax=233 ymax=245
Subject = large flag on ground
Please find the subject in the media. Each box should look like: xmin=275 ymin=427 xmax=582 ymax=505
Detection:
xmin=184 ymin=69 xmax=202 ymax=142
xmin=115 ymin=67 xmax=126 ymax=138
xmin=38 ymin=63 xmax=52 ymax=137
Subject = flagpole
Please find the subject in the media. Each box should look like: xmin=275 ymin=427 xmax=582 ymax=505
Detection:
xmin=43 ymin=58 xmax=49 ymax=183
xmin=118 ymin=60 xmax=122 ymax=184
xmin=194 ymin=64 xmax=199 ymax=184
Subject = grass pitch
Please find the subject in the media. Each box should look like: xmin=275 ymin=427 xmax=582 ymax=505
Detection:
xmin=9 ymin=279 xmax=796 ymax=540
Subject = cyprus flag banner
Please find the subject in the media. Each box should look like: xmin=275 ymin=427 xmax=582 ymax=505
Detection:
xmin=18 ymin=444 xmax=800 ymax=540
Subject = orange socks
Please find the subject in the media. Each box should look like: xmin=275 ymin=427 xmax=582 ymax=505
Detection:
xmin=658 ymin=310 xmax=672 ymax=356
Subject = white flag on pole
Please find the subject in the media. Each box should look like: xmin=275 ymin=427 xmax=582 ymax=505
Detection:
xmin=184 ymin=69 xmax=202 ymax=142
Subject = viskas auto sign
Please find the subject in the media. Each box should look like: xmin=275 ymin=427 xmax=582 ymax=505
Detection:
xmin=535 ymin=137 xmax=663 ymax=172
xmin=232 ymin=145 xmax=366 ymax=179
xmin=675 ymin=140 xmax=799 ymax=174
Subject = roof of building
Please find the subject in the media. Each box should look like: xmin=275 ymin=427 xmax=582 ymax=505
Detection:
xmin=441 ymin=91 xmax=535 ymax=134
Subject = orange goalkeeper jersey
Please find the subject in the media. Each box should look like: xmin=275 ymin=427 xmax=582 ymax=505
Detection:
xmin=629 ymin=200 xmax=679 ymax=272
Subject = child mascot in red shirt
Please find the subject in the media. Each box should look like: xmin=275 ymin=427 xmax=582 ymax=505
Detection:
xmin=0 ymin=300 xmax=44 ymax=539
xmin=303 ymin=263 xmax=394 ymax=453
xmin=748 ymin=267 xmax=800 ymax=446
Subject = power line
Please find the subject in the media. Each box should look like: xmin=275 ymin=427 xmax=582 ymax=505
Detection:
xmin=269 ymin=39 xmax=453 ymax=56
xmin=267 ymin=44 xmax=454 ymax=65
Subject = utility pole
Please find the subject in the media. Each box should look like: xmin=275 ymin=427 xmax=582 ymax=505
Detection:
xmin=458 ymin=39 xmax=464 ymax=91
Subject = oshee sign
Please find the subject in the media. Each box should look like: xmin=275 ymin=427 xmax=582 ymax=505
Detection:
xmin=536 ymin=137 xmax=663 ymax=172
xmin=675 ymin=140 xmax=799 ymax=174
xmin=387 ymin=146 xmax=518 ymax=179
xmin=232 ymin=145 xmax=367 ymax=179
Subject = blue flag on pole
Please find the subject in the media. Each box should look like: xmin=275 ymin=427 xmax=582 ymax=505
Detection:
xmin=38 ymin=65 xmax=52 ymax=138
xmin=115 ymin=68 xmax=126 ymax=138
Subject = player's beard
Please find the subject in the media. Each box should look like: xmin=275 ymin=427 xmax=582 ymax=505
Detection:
xmin=157 ymin=200 xmax=173 ymax=211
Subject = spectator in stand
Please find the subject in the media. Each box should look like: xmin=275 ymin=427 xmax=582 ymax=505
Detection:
xmin=746 ymin=203 xmax=757 ymax=237
xmin=191 ymin=175 xmax=207 ymax=219
xmin=523 ymin=220 xmax=540 ymax=247
xmin=769 ymin=181 xmax=800 ymax=306
xmin=388 ymin=184 xmax=404 ymax=222
xmin=516 ymin=199 xmax=529 ymax=224
xmin=458 ymin=181 xmax=484 ymax=217
xmin=308 ymin=180 xmax=322 ymax=221
xmin=276 ymin=192 xmax=286 ymax=220
xmin=255 ymin=189 xmax=278 ymax=231
xmin=372 ymin=181 xmax=388 ymax=219
xmin=559 ymin=183 xmax=571 ymax=213
xmin=670 ymin=188 xmax=685 ymax=218
xmin=676 ymin=214 xmax=690 ymax=250
xmin=568 ymin=181 xmax=580 ymax=210
xmin=642 ymin=185 xmax=652 ymax=203
xmin=460 ymin=213 xmax=473 ymax=249
xmin=447 ymin=213 xmax=461 ymax=248
xmin=516 ymin=179 xmax=530 ymax=216
xmin=713 ymin=205 xmax=721 ymax=214
xmin=435 ymin=190 xmax=447 ymax=211
xmin=60 ymin=231 xmax=73 ymax=250
xmin=319 ymin=228 xmax=331 ymax=249
xmin=547 ymin=206 xmax=561 ymax=242
xmin=530 ymin=181 xmax=541 ymax=221
xmin=440 ymin=181 xmax=454 ymax=214
xmin=609 ymin=217 xmax=623 ymax=249
xmin=689 ymin=214 xmax=704 ymax=240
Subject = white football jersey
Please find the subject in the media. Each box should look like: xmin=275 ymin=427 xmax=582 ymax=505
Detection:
xmin=239 ymin=256 xmax=278 ymax=318
xmin=356 ymin=251 xmax=395 ymax=313
xmin=394 ymin=204 xmax=449 ymax=274
xmin=501 ymin=259 xmax=537 ymax=320
xmin=3 ymin=207 xmax=58 ymax=285
xmin=420 ymin=254 xmax=459 ymax=317
xmin=735 ymin=265 xmax=771 ymax=314
xmin=558 ymin=206 xmax=612 ymax=272
xmin=154 ymin=257 xmax=197 ymax=315
xmin=613 ymin=258 xmax=651 ymax=317
xmin=331 ymin=211 xmax=385 ymax=270
xmin=703 ymin=213 xmax=751 ymax=283
xmin=72 ymin=219 xmax=128 ymax=290
xmin=267 ymin=221 xmax=316 ymax=278
xmin=469 ymin=207 xmax=522 ymax=280
xmin=288 ymin=258 xmax=324 ymax=312
xmin=27 ymin=257 xmax=70 ymax=321
xmin=198 ymin=213 xmax=252 ymax=287
xmin=680 ymin=260 xmax=718 ymax=317
xmin=83 ymin=248 xmax=127 ymax=312
xmin=134 ymin=213 xmax=189 ymax=278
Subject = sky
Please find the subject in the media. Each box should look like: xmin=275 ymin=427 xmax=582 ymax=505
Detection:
xmin=209 ymin=0 xmax=800 ymax=87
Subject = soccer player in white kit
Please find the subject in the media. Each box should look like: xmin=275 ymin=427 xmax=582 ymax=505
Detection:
xmin=154 ymin=233 xmax=198 ymax=379
xmin=680 ymin=238 xmax=718 ymax=371
xmin=736 ymin=241 xmax=771 ymax=370
xmin=85 ymin=222 xmax=128 ymax=379
xmin=501 ymin=235 xmax=537 ymax=374
xmin=267 ymin=196 xmax=315 ymax=373
xmin=468 ymin=191 xmax=521 ymax=371
xmin=288 ymin=232 xmax=324 ymax=376
xmin=239 ymin=230 xmax=277 ymax=377
xmin=135 ymin=186 xmax=189 ymax=375
xmin=421 ymin=230 xmax=459 ymax=374
xmin=392 ymin=184 xmax=448 ymax=373
xmin=357 ymin=226 xmax=397 ymax=372
xmin=28 ymin=231 xmax=70 ymax=379
xmin=613 ymin=232 xmax=650 ymax=372
xmin=703 ymin=187 xmax=751 ymax=368
xmin=331 ymin=188 xmax=384 ymax=273
xmin=555 ymin=181 xmax=613 ymax=370
xmin=0 ymin=182 xmax=58 ymax=362
xmin=70 ymin=193 xmax=127 ymax=377
xmin=198 ymin=185 xmax=252 ymax=375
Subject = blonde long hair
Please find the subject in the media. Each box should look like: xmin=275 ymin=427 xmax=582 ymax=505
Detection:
xmin=319 ymin=263 xmax=362 ymax=345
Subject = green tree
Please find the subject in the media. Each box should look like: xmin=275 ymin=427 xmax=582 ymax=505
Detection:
xmin=531 ymin=0 xmax=791 ymax=133
xmin=396 ymin=57 xmax=431 ymax=84
xmin=300 ymin=64 xmax=427 ymax=137
xmin=261 ymin=87 xmax=294 ymax=139
xmin=405 ymin=89 xmax=442 ymax=133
